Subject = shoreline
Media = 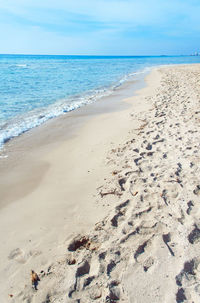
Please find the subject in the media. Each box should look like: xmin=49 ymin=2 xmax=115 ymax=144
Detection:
xmin=1 ymin=63 xmax=200 ymax=302
xmin=0 ymin=65 xmax=150 ymax=152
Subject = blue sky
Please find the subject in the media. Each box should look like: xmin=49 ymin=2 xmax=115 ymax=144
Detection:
xmin=0 ymin=0 xmax=200 ymax=55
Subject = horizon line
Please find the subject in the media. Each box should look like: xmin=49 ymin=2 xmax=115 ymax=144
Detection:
xmin=0 ymin=53 xmax=191 ymax=57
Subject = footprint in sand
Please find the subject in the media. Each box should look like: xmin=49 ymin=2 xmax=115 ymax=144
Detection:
xmin=8 ymin=248 xmax=26 ymax=263
xmin=143 ymin=256 xmax=154 ymax=272
xmin=8 ymin=248 xmax=41 ymax=263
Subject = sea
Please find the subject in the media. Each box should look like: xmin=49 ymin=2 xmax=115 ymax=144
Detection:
xmin=0 ymin=54 xmax=200 ymax=150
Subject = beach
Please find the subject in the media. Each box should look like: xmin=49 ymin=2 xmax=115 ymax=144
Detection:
xmin=1 ymin=64 xmax=200 ymax=302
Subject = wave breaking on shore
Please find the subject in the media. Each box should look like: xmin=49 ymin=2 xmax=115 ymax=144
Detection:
xmin=0 ymin=67 xmax=150 ymax=151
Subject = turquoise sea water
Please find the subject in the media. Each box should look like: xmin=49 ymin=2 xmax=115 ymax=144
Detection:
xmin=0 ymin=54 xmax=200 ymax=148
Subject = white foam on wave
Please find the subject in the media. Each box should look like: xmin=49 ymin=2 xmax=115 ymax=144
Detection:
xmin=118 ymin=66 xmax=152 ymax=85
xmin=0 ymin=67 xmax=150 ymax=150
xmin=15 ymin=64 xmax=28 ymax=68
xmin=0 ymin=88 xmax=111 ymax=149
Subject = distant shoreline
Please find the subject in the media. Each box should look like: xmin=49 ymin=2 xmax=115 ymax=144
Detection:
xmin=0 ymin=53 xmax=191 ymax=57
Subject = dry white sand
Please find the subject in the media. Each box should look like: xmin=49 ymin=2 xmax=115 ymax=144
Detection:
xmin=1 ymin=64 xmax=200 ymax=303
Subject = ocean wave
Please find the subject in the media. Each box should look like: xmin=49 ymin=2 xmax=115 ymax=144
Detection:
xmin=9 ymin=64 xmax=28 ymax=69
xmin=16 ymin=64 xmax=27 ymax=67
xmin=117 ymin=66 xmax=152 ymax=85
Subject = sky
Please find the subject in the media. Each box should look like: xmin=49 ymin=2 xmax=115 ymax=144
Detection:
xmin=0 ymin=0 xmax=200 ymax=55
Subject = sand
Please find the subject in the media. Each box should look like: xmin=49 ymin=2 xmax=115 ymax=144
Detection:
xmin=1 ymin=64 xmax=200 ymax=302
